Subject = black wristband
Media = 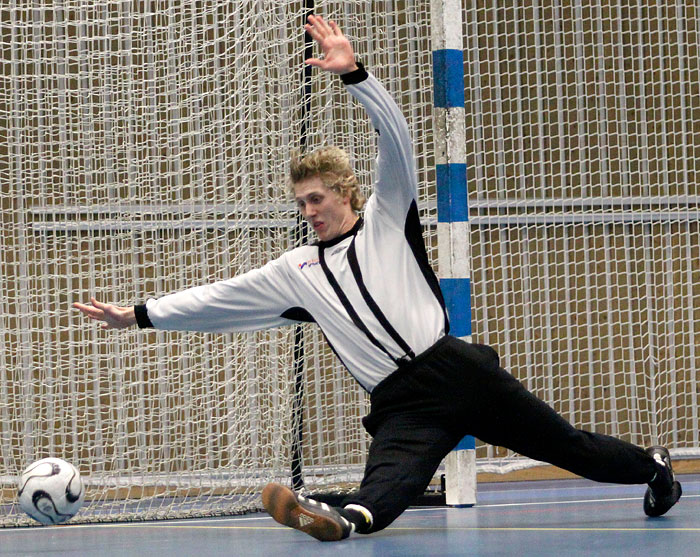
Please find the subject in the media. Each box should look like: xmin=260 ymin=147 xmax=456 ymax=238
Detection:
xmin=341 ymin=61 xmax=368 ymax=85
xmin=134 ymin=304 xmax=154 ymax=329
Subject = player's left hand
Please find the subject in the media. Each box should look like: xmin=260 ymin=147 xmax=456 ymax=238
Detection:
xmin=304 ymin=15 xmax=358 ymax=75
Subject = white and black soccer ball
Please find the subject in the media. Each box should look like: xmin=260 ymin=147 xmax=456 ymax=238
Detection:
xmin=17 ymin=457 xmax=85 ymax=525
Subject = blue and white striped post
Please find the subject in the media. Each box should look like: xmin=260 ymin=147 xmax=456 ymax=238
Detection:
xmin=432 ymin=0 xmax=476 ymax=507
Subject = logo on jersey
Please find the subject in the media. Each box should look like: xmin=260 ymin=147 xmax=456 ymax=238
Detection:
xmin=298 ymin=258 xmax=320 ymax=270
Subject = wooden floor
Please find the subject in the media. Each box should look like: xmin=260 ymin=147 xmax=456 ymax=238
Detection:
xmin=1 ymin=475 xmax=698 ymax=556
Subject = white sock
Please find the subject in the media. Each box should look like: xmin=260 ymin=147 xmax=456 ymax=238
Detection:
xmin=344 ymin=503 xmax=374 ymax=529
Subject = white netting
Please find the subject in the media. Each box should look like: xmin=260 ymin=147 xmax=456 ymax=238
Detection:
xmin=0 ymin=0 xmax=435 ymax=525
xmin=465 ymin=3 xmax=700 ymax=467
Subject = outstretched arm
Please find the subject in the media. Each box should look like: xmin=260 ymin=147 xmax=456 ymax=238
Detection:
xmin=304 ymin=15 xmax=358 ymax=75
xmin=75 ymin=253 xmax=306 ymax=334
xmin=73 ymin=297 xmax=137 ymax=330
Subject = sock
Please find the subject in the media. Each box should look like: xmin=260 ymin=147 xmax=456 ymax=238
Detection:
xmin=338 ymin=504 xmax=373 ymax=534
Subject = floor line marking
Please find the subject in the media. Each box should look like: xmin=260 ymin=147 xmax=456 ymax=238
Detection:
xmin=7 ymin=523 xmax=699 ymax=534
xmin=387 ymin=526 xmax=700 ymax=533
xmin=404 ymin=493 xmax=700 ymax=510
xmin=3 ymin=495 xmax=696 ymax=532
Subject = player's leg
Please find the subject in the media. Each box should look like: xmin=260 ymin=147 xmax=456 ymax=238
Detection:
xmin=463 ymin=354 xmax=681 ymax=515
xmin=470 ymin=364 xmax=653 ymax=482
xmin=262 ymin=338 xmax=463 ymax=541
xmin=342 ymin=415 xmax=458 ymax=533
xmin=262 ymin=413 xmax=457 ymax=539
xmin=341 ymin=412 xmax=460 ymax=533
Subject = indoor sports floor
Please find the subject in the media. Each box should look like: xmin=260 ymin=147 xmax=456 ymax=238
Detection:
xmin=2 ymin=474 xmax=699 ymax=556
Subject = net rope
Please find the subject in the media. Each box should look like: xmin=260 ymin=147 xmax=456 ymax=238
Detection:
xmin=465 ymin=3 xmax=700 ymax=466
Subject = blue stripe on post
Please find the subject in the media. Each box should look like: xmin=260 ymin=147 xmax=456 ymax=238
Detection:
xmin=434 ymin=44 xmax=474 ymax=504
xmin=436 ymin=163 xmax=468 ymax=223
xmin=433 ymin=49 xmax=465 ymax=108
xmin=440 ymin=277 xmax=471 ymax=338
xmin=454 ymin=436 xmax=475 ymax=450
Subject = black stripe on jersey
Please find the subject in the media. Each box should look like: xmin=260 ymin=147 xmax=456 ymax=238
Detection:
xmin=347 ymin=237 xmax=415 ymax=360
xmin=404 ymin=200 xmax=450 ymax=333
xmin=318 ymin=244 xmax=399 ymax=365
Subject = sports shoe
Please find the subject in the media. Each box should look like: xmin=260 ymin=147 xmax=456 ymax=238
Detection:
xmin=262 ymin=483 xmax=352 ymax=541
xmin=643 ymin=446 xmax=682 ymax=517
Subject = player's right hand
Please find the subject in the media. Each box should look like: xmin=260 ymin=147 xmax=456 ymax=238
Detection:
xmin=72 ymin=297 xmax=137 ymax=329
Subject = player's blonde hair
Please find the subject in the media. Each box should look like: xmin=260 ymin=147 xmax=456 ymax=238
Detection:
xmin=289 ymin=146 xmax=366 ymax=212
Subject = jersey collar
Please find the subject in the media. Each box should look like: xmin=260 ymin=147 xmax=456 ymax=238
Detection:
xmin=314 ymin=217 xmax=364 ymax=248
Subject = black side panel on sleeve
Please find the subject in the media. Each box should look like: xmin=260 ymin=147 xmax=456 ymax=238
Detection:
xmin=403 ymin=200 xmax=450 ymax=333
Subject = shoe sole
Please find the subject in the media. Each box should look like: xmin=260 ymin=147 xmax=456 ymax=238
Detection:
xmin=262 ymin=483 xmax=344 ymax=542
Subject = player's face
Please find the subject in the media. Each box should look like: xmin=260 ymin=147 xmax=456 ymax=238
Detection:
xmin=294 ymin=176 xmax=358 ymax=241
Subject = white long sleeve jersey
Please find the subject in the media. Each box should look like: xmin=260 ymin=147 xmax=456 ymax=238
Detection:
xmin=137 ymin=66 xmax=449 ymax=392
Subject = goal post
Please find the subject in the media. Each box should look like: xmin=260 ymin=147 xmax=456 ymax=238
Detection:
xmin=431 ymin=0 xmax=476 ymax=507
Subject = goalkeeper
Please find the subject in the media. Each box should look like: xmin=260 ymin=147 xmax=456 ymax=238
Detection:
xmin=74 ymin=15 xmax=682 ymax=542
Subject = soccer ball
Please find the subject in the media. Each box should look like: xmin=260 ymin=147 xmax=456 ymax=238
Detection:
xmin=17 ymin=457 xmax=85 ymax=525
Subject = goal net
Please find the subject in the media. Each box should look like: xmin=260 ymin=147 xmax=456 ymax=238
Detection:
xmin=465 ymin=3 xmax=700 ymax=471
xmin=0 ymin=0 xmax=435 ymax=525
xmin=1 ymin=0 xmax=698 ymax=527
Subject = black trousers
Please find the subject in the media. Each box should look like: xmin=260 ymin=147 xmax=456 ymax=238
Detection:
xmin=342 ymin=335 xmax=657 ymax=533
